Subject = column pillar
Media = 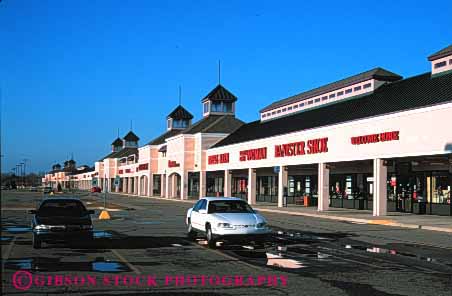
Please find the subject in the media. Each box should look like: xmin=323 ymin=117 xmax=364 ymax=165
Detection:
xmin=161 ymin=174 xmax=166 ymax=197
xmin=318 ymin=163 xmax=330 ymax=211
xmin=278 ymin=166 xmax=288 ymax=207
xmin=199 ymin=171 xmax=206 ymax=199
xmin=128 ymin=177 xmax=133 ymax=194
xmin=247 ymin=168 xmax=256 ymax=205
xmin=224 ymin=170 xmax=232 ymax=197
xmin=134 ymin=176 xmax=139 ymax=195
xmin=148 ymin=173 xmax=153 ymax=197
xmin=181 ymin=172 xmax=188 ymax=200
xmin=122 ymin=178 xmax=127 ymax=193
xmin=165 ymin=174 xmax=170 ymax=198
xmin=373 ymin=158 xmax=387 ymax=216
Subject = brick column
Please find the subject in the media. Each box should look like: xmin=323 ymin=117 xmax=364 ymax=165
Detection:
xmin=278 ymin=166 xmax=288 ymax=207
xmin=373 ymin=158 xmax=387 ymax=216
xmin=247 ymin=168 xmax=256 ymax=205
xmin=318 ymin=163 xmax=330 ymax=211
xmin=224 ymin=170 xmax=232 ymax=197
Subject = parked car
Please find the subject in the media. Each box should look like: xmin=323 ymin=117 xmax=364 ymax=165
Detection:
xmin=91 ymin=186 xmax=101 ymax=193
xmin=29 ymin=198 xmax=94 ymax=248
xmin=43 ymin=187 xmax=53 ymax=194
xmin=186 ymin=197 xmax=270 ymax=248
xmin=30 ymin=187 xmax=38 ymax=192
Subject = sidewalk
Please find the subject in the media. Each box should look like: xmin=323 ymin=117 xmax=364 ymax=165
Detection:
xmin=253 ymin=204 xmax=452 ymax=233
xmin=110 ymin=192 xmax=452 ymax=234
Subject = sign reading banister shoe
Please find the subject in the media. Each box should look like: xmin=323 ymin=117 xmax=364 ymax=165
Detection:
xmin=275 ymin=137 xmax=328 ymax=157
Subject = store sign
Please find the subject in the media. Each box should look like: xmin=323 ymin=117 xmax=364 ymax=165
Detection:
xmin=119 ymin=170 xmax=123 ymax=174
xmin=208 ymin=153 xmax=229 ymax=165
xmin=239 ymin=147 xmax=267 ymax=162
xmin=138 ymin=163 xmax=149 ymax=171
xmin=351 ymin=131 xmax=399 ymax=145
xmin=168 ymin=160 xmax=180 ymax=167
xmin=125 ymin=169 xmax=131 ymax=173
xmin=275 ymin=137 xmax=328 ymax=157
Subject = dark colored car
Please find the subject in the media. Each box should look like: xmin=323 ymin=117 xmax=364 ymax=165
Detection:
xmin=91 ymin=186 xmax=101 ymax=193
xmin=29 ymin=198 xmax=95 ymax=248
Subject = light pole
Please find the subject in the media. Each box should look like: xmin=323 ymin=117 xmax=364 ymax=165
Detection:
xmin=16 ymin=164 xmax=21 ymax=187
xmin=22 ymin=158 xmax=29 ymax=186
xmin=20 ymin=162 xmax=25 ymax=187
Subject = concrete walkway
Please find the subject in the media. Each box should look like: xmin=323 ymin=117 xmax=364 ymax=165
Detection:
xmin=110 ymin=192 xmax=452 ymax=234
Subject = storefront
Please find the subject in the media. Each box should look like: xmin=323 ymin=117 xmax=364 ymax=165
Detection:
xmin=206 ymin=48 xmax=452 ymax=216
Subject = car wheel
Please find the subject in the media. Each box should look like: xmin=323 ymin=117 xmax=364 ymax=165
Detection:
xmin=187 ymin=220 xmax=196 ymax=239
xmin=32 ymin=234 xmax=41 ymax=249
xmin=206 ymin=226 xmax=216 ymax=248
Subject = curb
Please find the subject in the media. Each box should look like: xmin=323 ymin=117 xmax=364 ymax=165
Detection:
xmin=254 ymin=208 xmax=452 ymax=233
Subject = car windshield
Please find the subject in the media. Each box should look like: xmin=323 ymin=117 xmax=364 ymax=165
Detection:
xmin=208 ymin=200 xmax=255 ymax=214
xmin=38 ymin=200 xmax=87 ymax=217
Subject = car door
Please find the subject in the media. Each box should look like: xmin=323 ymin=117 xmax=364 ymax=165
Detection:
xmin=190 ymin=199 xmax=206 ymax=231
xmin=196 ymin=199 xmax=209 ymax=232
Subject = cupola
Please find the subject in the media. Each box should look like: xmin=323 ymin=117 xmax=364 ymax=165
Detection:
xmin=166 ymin=105 xmax=194 ymax=131
xmin=428 ymin=44 xmax=452 ymax=77
xmin=111 ymin=137 xmax=123 ymax=152
xmin=123 ymin=131 xmax=140 ymax=148
xmin=201 ymin=84 xmax=237 ymax=117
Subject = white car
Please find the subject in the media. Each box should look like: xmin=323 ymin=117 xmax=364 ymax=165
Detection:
xmin=186 ymin=197 xmax=270 ymax=248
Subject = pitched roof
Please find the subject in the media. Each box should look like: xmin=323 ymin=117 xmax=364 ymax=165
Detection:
xmin=428 ymin=44 xmax=452 ymax=61
xmin=145 ymin=115 xmax=245 ymax=146
xmin=213 ymin=72 xmax=452 ymax=148
xmin=167 ymin=105 xmax=194 ymax=120
xmin=146 ymin=129 xmax=182 ymax=145
xmin=201 ymin=84 xmax=238 ymax=103
xmin=111 ymin=137 xmax=123 ymax=146
xmin=123 ymin=131 xmax=140 ymax=141
xmin=99 ymin=147 xmax=138 ymax=161
xmin=182 ymin=115 xmax=244 ymax=134
xmin=260 ymin=67 xmax=402 ymax=112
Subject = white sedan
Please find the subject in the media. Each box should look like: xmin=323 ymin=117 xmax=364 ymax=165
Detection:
xmin=186 ymin=197 xmax=270 ymax=248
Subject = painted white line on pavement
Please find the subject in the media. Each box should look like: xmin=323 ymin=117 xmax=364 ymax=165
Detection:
xmin=188 ymin=241 xmax=270 ymax=273
xmin=111 ymin=249 xmax=142 ymax=275
xmin=1 ymin=237 xmax=17 ymax=262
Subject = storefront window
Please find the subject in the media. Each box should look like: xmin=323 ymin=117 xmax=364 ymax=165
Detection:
xmin=429 ymin=175 xmax=451 ymax=204
xmin=188 ymin=172 xmax=199 ymax=198
xmin=257 ymin=176 xmax=277 ymax=203
xmin=153 ymin=175 xmax=161 ymax=196
xmin=232 ymin=177 xmax=247 ymax=199
xmin=207 ymin=176 xmax=223 ymax=196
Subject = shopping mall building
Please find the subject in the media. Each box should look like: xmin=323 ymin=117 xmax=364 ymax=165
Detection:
xmin=43 ymin=44 xmax=452 ymax=216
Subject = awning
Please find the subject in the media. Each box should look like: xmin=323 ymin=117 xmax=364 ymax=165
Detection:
xmin=158 ymin=145 xmax=167 ymax=152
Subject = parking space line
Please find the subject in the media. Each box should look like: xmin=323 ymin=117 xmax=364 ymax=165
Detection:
xmin=1 ymin=237 xmax=17 ymax=262
xmin=187 ymin=241 xmax=270 ymax=272
xmin=111 ymin=249 xmax=142 ymax=275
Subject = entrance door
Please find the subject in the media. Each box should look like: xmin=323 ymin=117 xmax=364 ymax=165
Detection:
xmin=396 ymin=176 xmax=415 ymax=213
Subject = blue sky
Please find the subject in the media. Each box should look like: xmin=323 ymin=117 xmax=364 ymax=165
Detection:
xmin=1 ymin=0 xmax=451 ymax=173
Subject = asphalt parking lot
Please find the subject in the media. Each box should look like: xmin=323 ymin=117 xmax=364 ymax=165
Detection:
xmin=1 ymin=191 xmax=452 ymax=295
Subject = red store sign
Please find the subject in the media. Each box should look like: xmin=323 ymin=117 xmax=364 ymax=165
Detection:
xmin=119 ymin=170 xmax=123 ymax=174
xmin=275 ymin=137 xmax=328 ymax=157
xmin=351 ymin=131 xmax=399 ymax=145
xmin=208 ymin=153 xmax=229 ymax=165
xmin=138 ymin=163 xmax=149 ymax=171
xmin=168 ymin=160 xmax=180 ymax=168
xmin=240 ymin=147 xmax=267 ymax=162
xmin=125 ymin=169 xmax=131 ymax=173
